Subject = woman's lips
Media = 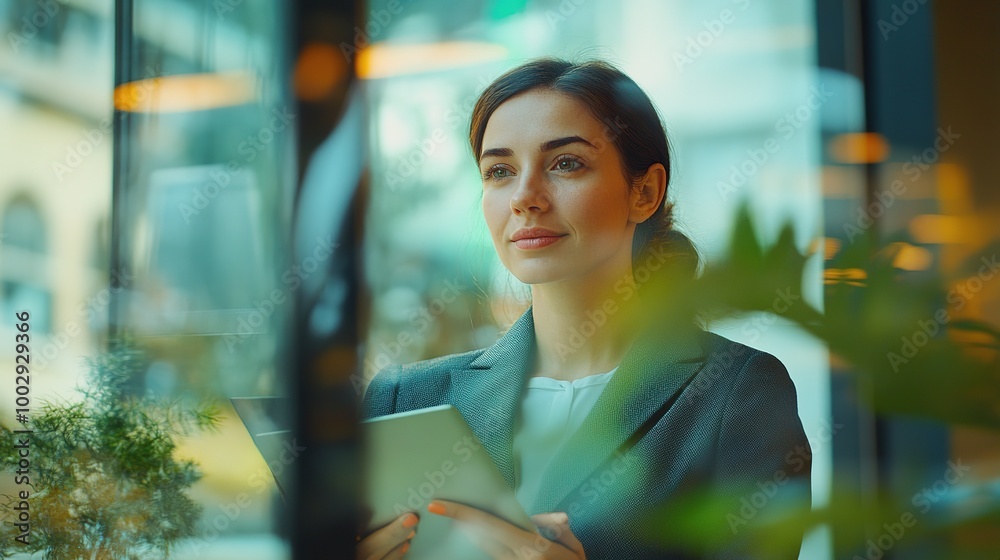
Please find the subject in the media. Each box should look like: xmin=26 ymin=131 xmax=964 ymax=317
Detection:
xmin=510 ymin=227 xmax=566 ymax=249
xmin=513 ymin=236 xmax=565 ymax=249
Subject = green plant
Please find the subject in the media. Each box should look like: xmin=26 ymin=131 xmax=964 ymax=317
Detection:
xmin=638 ymin=206 xmax=1000 ymax=556
xmin=647 ymin=206 xmax=1000 ymax=428
xmin=0 ymin=344 xmax=220 ymax=559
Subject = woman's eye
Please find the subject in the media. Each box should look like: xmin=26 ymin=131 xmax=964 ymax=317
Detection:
xmin=483 ymin=166 xmax=511 ymax=180
xmin=553 ymin=158 xmax=583 ymax=172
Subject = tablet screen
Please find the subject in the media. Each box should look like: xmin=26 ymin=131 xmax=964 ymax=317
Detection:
xmin=362 ymin=404 xmax=536 ymax=559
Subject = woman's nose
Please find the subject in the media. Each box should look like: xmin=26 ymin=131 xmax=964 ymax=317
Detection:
xmin=510 ymin=171 xmax=549 ymax=214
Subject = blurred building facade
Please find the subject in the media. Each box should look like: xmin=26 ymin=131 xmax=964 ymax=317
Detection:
xmin=0 ymin=0 xmax=113 ymax=401
xmin=1 ymin=0 xmax=293 ymax=557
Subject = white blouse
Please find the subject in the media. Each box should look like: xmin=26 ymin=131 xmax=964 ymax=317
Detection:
xmin=512 ymin=366 xmax=619 ymax=511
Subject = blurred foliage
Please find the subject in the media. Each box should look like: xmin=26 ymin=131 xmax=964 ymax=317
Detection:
xmin=641 ymin=478 xmax=1000 ymax=557
xmin=638 ymin=205 xmax=1000 ymax=556
xmin=645 ymin=205 xmax=1000 ymax=429
xmin=0 ymin=344 xmax=220 ymax=559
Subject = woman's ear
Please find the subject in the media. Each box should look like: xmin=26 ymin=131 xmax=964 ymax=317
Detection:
xmin=629 ymin=163 xmax=667 ymax=224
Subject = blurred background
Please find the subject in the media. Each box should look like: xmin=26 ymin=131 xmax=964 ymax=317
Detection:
xmin=0 ymin=0 xmax=997 ymax=558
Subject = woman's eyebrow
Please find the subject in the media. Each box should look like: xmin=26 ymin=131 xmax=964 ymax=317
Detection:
xmin=539 ymin=136 xmax=596 ymax=152
xmin=480 ymin=147 xmax=513 ymax=160
xmin=480 ymin=136 xmax=596 ymax=161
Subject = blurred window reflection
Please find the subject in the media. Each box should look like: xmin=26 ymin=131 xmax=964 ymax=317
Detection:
xmin=4 ymin=0 xmax=69 ymax=55
xmin=109 ymin=0 xmax=294 ymax=557
xmin=1 ymin=196 xmax=52 ymax=332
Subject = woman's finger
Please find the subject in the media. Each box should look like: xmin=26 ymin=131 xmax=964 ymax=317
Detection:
xmin=531 ymin=512 xmax=586 ymax=558
xmin=381 ymin=538 xmax=413 ymax=560
xmin=428 ymin=500 xmax=543 ymax=557
xmin=454 ymin=522 xmax=519 ymax=560
xmin=355 ymin=512 xmax=419 ymax=560
xmin=531 ymin=512 xmax=566 ymax=537
xmin=427 ymin=500 xmax=526 ymax=542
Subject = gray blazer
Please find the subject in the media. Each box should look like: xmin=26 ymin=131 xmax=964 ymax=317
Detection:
xmin=361 ymin=307 xmax=811 ymax=560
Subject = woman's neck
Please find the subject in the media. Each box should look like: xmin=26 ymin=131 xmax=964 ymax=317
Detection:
xmin=528 ymin=264 xmax=642 ymax=381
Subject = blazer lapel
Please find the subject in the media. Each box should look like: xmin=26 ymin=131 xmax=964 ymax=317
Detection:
xmin=447 ymin=306 xmax=709 ymax=514
xmin=448 ymin=308 xmax=537 ymax=490
xmin=529 ymin=323 xmax=708 ymax=514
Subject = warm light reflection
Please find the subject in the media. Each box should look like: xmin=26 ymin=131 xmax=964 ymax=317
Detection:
xmin=910 ymin=214 xmax=972 ymax=244
xmin=824 ymin=268 xmax=867 ymax=286
xmin=810 ymin=237 xmax=842 ymax=260
xmin=114 ymin=71 xmax=256 ymax=112
xmin=889 ymin=242 xmax=934 ymax=271
xmin=827 ymin=132 xmax=890 ymax=164
xmin=935 ymin=163 xmax=973 ymax=214
xmin=295 ymin=42 xmax=348 ymax=100
xmin=356 ymin=41 xmax=508 ymax=79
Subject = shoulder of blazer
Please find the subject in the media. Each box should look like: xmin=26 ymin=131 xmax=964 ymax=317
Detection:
xmin=697 ymin=331 xmax=803 ymax=449
xmin=360 ymin=347 xmax=487 ymax=418
xmin=694 ymin=330 xmax=795 ymax=400
xmin=700 ymin=330 xmax=782 ymax=373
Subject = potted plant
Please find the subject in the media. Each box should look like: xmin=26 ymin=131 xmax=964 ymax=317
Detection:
xmin=0 ymin=344 xmax=219 ymax=559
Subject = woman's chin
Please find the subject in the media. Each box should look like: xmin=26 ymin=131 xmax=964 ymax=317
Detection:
xmin=508 ymin=267 xmax=573 ymax=286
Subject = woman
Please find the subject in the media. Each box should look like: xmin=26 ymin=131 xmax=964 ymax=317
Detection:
xmin=358 ymin=58 xmax=811 ymax=560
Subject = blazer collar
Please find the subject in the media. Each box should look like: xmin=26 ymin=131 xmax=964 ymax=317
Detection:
xmin=449 ymin=308 xmax=537 ymax=491
xmin=449 ymin=306 xmax=708 ymax=513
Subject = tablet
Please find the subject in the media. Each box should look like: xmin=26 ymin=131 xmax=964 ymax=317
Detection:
xmin=362 ymin=404 xmax=536 ymax=559
xmin=230 ymin=396 xmax=293 ymax=500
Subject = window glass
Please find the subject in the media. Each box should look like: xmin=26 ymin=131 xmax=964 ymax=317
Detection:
xmin=113 ymin=1 xmax=295 ymax=556
xmin=0 ymin=0 xmax=294 ymax=558
xmin=359 ymin=2 xmax=830 ymax=558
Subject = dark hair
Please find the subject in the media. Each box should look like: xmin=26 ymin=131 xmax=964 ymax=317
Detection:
xmin=468 ymin=57 xmax=699 ymax=283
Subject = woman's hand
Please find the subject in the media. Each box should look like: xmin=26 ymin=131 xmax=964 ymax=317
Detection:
xmin=426 ymin=499 xmax=586 ymax=559
xmin=355 ymin=512 xmax=419 ymax=560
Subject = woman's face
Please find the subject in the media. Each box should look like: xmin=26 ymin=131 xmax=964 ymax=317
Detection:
xmin=479 ymin=88 xmax=640 ymax=286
